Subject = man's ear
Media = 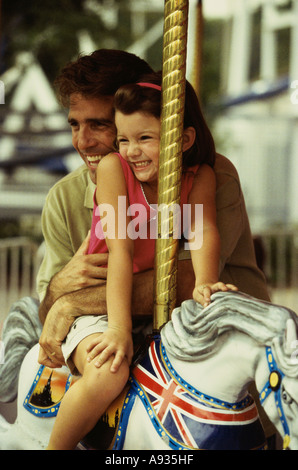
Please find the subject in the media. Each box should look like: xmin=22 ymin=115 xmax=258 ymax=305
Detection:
xmin=182 ymin=127 xmax=196 ymax=152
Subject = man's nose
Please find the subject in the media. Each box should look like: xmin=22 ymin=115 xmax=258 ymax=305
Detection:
xmin=77 ymin=127 xmax=97 ymax=149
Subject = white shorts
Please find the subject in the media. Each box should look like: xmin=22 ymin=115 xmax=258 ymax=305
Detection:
xmin=61 ymin=315 xmax=152 ymax=375
xmin=61 ymin=315 xmax=108 ymax=375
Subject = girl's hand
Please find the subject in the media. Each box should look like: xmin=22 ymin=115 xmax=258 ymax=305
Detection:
xmin=193 ymin=282 xmax=238 ymax=307
xmin=86 ymin=327 xmax=133 ymax=373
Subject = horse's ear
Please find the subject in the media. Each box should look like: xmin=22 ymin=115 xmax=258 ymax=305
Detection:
xmin=285 ymin=319 xmax=298 ymax=355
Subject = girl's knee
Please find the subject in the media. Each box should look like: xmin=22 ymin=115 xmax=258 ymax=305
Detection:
xmin=72 ymin=333 xmax=102 ymax=375
xmin=83 ymin=356 xmax=129 ymax=396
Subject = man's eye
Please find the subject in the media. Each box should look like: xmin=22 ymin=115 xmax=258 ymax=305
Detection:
xmin=69 ymin=120 xmax=78 ymax=128
xmin=92 ymin=121 xmax=106 ymax=128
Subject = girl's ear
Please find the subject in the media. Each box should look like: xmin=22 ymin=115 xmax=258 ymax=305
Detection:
xmin=182 ymin=127 xmax=196 ymax=152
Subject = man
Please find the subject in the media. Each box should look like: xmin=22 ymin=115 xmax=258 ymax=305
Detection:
xmin=36 ymin=49 xmax=270 ymax=368
xmin=0 ymin=48 xmax=274 ymax=444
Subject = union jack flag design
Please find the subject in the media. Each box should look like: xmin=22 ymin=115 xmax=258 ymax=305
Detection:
xmin=131 ymin=337 xmax=266 ymax=450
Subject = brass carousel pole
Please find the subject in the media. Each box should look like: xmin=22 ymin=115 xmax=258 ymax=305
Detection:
xmin=192 ymin=0 xmax=203 ymax=97
xmin=153 ymin=0 xmax=189 ymax=333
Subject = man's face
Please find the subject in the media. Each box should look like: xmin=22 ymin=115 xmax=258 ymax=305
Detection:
xmin=68 ymin=93 xmax=116 ymax=184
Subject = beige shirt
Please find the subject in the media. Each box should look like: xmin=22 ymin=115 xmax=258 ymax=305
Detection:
xmin=213 ymin=155 xmax=270 ymax=301
xmin=36 ymin=154 xmax=270 ymax=302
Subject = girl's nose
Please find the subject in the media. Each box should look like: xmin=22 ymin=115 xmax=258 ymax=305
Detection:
xmin=127 ymin=141 xmax=142 ymax=158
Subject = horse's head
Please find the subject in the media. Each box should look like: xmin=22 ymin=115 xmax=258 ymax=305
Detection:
xmin=280 ymin=374 xmax=298 ymax=450
xmin=260 ymin=319 xmax=298 ymax=450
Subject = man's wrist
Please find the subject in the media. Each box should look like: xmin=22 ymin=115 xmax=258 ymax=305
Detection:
xmin=47 ymin=271 xmax=67 ymax=303
xmin=54 ymin=294 xmax=82 ymax=319
xmin=39 ymin=283 xmax=58 ymax=323
xmin=54 ymin=287 xmax=107 ymax=318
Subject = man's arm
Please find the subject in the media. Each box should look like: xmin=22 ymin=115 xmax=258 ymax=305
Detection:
xmin=214 ymin=154 xmax=244 ymax=272
xmin=38 ymin=260 xmax=194 ymax=364
xmin=132 ymin=259 xmax=195 ymax=316
xmin=38 ymin=284 xmax=107 ymax=367
xmin=38 ymin=268 xmax=152 ymax=365
xmin=40 ymin=268 xmax=154 ymax=324
xmin=41 ymin=258 xmax=193 ymax=324
xmin=38 ymin=232 xmax=108 ymax=323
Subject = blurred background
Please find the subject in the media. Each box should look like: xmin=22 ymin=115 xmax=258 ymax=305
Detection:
xmin=0 ymin=0 xmax=297 ymax=327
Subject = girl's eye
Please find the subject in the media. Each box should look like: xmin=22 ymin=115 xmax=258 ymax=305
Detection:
xmin=140 ymin=135 xmax=151 ymax=141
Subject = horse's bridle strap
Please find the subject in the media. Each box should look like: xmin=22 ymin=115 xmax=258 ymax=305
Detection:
xmin=259 ymin=347 xmax=290 ymax=449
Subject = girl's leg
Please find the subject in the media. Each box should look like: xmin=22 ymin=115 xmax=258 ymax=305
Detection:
xmin=47 ymin=334 xmax=129 ymax=450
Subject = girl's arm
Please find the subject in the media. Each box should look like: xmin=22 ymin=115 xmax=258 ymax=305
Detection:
xmin=87 ymin=153 xmax=134 ymax=372
xmin=188 ymin=165 xmax=237 ymax=306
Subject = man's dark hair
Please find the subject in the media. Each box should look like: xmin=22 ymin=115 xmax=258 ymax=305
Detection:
xmin=54 ymin=49 xmax=154 ymax=107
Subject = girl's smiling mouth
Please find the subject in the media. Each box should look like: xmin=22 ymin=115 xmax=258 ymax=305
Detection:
xmin=131 ymin=160 xmax=151 ymax=169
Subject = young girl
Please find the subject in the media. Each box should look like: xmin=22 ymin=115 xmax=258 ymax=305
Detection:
xmin=46 ymin=74 xmax=237 ymax=449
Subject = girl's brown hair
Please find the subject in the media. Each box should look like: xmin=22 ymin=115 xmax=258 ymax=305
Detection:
xmin=114 ymin=72 xmax=216 ymax=169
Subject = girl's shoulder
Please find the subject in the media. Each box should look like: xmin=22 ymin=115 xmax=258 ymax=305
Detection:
xmin=97 ymin=152 xmax=123 ymax=174
xmin=99 ymin=152 xmax=120 ymax=166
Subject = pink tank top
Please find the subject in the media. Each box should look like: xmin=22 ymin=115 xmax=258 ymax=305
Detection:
xmin=88 ymin=154 xmax=199 ymax=273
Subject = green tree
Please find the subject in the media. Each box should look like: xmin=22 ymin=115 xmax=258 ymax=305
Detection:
xmin=1 ymin=0 xmax=108 ymax=80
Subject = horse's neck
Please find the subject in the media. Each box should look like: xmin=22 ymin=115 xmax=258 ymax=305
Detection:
xmin=166 ymin=331 xmax=262 ymax=404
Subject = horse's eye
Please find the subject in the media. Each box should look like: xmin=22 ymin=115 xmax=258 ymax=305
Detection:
xmin=282 ymin=387 xmax=293 ymax=405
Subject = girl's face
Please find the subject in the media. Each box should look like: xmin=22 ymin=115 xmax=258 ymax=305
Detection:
xmin=115 ymin=111 xmax=160 ymax=185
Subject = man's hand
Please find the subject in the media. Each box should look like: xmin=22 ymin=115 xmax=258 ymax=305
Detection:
xmin=39 ymin=231 xmax=108 ymax=323
xmin=38 ymin=345 xmax=63 ymax=369
xmin=38 ymin=298 xmax=75 ymax=367
xmin=51 ymin=231 xmax=108 ymax=297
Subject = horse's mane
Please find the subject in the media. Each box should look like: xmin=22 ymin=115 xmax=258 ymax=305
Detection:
xmin=161 ymin=292 xmax=298 ymax=377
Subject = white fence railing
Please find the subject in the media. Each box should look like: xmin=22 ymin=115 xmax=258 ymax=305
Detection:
xmin=260 ymin=228 xmax=298 ymax=289
xmin=256 ymin=228 xmax=298 ymax=312
xmin=0 ymin=237 xmax=41 ymax=325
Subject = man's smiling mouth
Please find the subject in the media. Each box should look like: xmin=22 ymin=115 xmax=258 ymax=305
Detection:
xmin=86 ymin=155 xmax=103 ymax=167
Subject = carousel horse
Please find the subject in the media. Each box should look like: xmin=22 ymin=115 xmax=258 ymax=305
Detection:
xmin=0 ymin=291 xmax=297 ymax=450
xmin=0 ymin=297 xmax=42 ymax=403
